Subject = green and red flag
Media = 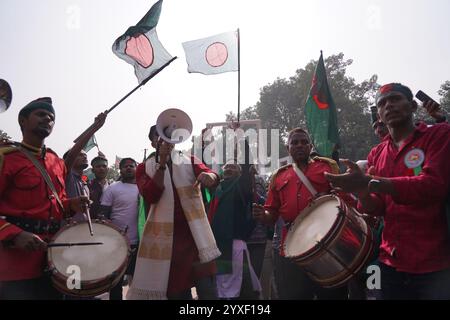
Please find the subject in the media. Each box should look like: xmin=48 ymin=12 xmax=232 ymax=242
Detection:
xmin=112 ymin=0 xmax=173 ymax=84
xmin=83 ymin=134 xmax=98 ymax=153
xmin=304 ymin=51 xmax=340 ymax=158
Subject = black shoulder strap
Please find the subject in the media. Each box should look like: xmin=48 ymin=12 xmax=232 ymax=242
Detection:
xmin=17 ymin=145 xmax=66 ymax=214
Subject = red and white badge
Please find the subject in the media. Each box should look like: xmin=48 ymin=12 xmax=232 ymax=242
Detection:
xmin=404 ymin=148 xmax=425 ymax=169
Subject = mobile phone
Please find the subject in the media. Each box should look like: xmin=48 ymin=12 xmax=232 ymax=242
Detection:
xmin=415 ymin=90 xmax=440 ymax=106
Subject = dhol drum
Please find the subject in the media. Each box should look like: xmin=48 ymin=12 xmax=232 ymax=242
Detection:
xmin=284 ymin=194 xmax=373 ymax=288
xmin=47 ymin=220 xmax=131 ymax=297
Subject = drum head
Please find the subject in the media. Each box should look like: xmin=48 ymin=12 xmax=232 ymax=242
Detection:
xmin=49 ymin=222 xmax=129 ymax=281
xmin=285 ymin=195 xmax=341 ymax=257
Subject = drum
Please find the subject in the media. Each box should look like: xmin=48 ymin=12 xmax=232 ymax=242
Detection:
xmin=47 ymin=220 xmax=131 ymax=297
xmin=284 ymin=194 xmax=373 ymax=288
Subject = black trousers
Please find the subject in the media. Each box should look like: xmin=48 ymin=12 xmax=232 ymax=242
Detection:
xmin=109 ymin=244 xmax=138 ymax=300
xmin=0 ymin=276 xmax=62 ymax=300
xmin=273 ymin=252 xmax=348 ymax=300
xmin=380 ymin=263 xmax=450 ymax=300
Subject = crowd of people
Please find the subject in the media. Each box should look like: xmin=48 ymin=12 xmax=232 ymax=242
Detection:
xmin=0 ymin=82 xmax=449 ymax=300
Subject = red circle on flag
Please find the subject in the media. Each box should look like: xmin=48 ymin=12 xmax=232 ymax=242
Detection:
xmin=125 ymin=34 xmax=154 ymax=68
xmin=205 ymin=42 xmax=228 ymax=67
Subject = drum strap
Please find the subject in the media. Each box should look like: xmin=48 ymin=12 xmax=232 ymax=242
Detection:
xmin=292 ymin=163 xmax=318 ymax=196
xmin=17 ymin=145 xmax=66 ymax=214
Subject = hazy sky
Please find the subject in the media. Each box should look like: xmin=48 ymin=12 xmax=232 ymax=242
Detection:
xmin=1 ymin=0 xmax=449 ymax=164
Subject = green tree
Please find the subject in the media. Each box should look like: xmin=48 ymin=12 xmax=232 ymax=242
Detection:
xmin=228 ymin=53 xmax=380 ymax=161
xmin=438 ymin=80 xmax=450 ymax=112
xmin=107 ymin=165 xmax=120 ymax=182
xmin=0 ymin=129 xmax=11 ymax=141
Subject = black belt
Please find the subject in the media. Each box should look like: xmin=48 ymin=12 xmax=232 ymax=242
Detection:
xmin=5 ymin=216 xmax=61 ymax=235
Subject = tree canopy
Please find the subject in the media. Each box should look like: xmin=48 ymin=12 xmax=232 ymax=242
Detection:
xmin=231 ymin=52 xmax=448 ymax=162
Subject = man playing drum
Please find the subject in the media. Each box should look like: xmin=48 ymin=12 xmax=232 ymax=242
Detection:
xmin=0 ymin=98 xmax=90 ymax=299
xmin=253 ymin=128 xmax=349 ymax=299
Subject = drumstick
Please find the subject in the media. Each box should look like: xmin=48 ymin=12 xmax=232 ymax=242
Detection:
xmin=81 ymin=181 xmax=94 ymax=236
xmin=48 ymin=242 xmax=103 ymax=248
xmin=86 ymin=212 xmax=94 ymax=237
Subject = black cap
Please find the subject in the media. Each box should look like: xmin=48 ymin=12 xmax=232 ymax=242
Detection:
xmin=148 ymin=125 xmax=158 ymax=141
xmin=19 ymin=97 xmax=55 ymax=119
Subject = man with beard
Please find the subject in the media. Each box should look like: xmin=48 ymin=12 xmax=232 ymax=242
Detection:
xmin=0 ymin=97 xmax=90 ymax=299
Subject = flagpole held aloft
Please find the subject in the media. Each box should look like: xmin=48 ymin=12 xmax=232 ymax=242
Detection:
xmin=237 ymin=28 xmax=241 ymax=123
xmin=106 ymin=56 xmax=177 ymax=115
xmin=74 ymin=56 xmax=177 ymax=143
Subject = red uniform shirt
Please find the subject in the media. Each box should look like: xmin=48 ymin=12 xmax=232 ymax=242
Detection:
xmin=360 ymin=122 xmax=450 ymax=273
xmin=136 ymin=156 xmax=217 ymax=295
xmin=0 ymin=144 xmax=70 ymax=280
xmin=265 ymin=159 xmax=337 ymax=255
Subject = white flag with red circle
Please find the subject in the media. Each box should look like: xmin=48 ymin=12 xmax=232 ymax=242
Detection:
xmin=182 ymin=30 xmax=238 ymax=75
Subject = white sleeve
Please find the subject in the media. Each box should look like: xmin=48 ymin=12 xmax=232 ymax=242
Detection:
xmin=100 ymin=185 xmax=114 ymax=206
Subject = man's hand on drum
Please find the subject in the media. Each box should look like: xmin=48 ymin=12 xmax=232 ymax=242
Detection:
xmin=11 ymin=231 xmax=47 ymax=251
xmin=324 ymin=159 xmax=371 ymax=193
xmin=69 ymin=196 xmax=91 ymax=213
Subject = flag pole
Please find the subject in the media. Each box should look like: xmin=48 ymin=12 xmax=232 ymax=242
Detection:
xmin=237 ymin=28 xmax=241 ymax=123
xmin=94 ymin=135 xmax=100 ymax=153
xmin=74 ymin=56 xmax=178 ymax=143
xmin=106 ymin=56 xmax=177 ymax=114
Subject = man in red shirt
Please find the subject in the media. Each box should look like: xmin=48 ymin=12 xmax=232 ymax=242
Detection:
xmin=326 ymin=83 xmax=450 ymax=299
xmin=253 ymin=128 xmax=348 ymax=299
xmin=129 ymin=131 xmax=220 ymax=300
xmin=0 ymin=98 xmax=89 ymax=299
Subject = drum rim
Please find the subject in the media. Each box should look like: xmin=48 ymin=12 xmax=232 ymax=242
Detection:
xmin=306 ymin=224 xmax=374 ymax=288
xmin=290 ymin=207 xmax=374 ymax=288
xmin=47 ymin=219 xmax=131 ymax=295
xmin=284 ymin=194 xmax=346 ymax=259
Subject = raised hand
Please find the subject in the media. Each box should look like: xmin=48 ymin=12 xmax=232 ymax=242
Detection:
xmin=423 ymin=100 xmax=446 ymax=122
xmin=324 ymin=159 xmax=371 ymax=193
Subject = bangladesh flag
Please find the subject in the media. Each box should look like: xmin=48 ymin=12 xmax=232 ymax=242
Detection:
xmin=83 ymin=134 xmax=97 ymax=153
xmin=112 ymin=0 xmax=173 ymax=84
xmin=304 ymin=51 xmax=340 ymax=158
